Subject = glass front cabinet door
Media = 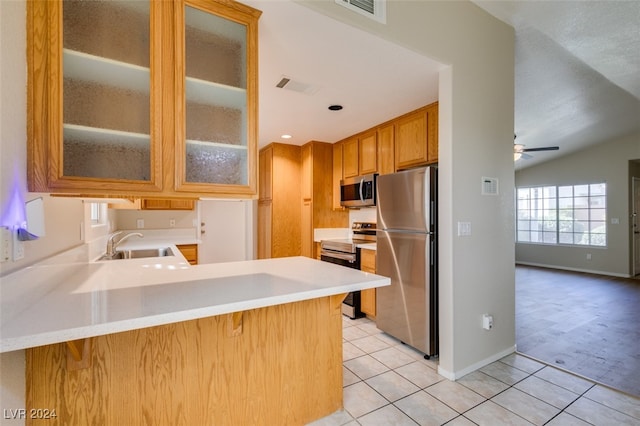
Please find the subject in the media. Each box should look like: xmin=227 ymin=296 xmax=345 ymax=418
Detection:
xmin=27 ymin=0 xmax=260 ymax=198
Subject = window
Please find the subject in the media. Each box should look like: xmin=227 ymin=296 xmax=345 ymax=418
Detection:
xmin=89 ymin=202 xmax=107 ymax=226
xmin=516 ymin=183 xmax=606 ymax=247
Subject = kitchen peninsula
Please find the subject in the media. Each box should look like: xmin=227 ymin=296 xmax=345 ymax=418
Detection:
xmin=1 ymin=248 xmax=389 ymax=425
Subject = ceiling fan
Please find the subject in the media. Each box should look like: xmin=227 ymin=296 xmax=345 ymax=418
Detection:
xmin=514 ymin=135 xmax=559 ymax=161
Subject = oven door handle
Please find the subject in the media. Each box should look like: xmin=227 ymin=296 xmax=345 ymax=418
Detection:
xmin=321 ymin=249 xmax=357 ymax=263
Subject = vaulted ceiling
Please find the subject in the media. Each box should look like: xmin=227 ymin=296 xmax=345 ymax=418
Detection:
xmin=245 ymin=0 xmax=640 ymax=169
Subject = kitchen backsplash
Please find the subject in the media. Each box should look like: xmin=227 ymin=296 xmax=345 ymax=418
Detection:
xmin=114 ymin=209 xmax=197 ymax=231
xmin=349 ymin=207 xmax=376 ymax=226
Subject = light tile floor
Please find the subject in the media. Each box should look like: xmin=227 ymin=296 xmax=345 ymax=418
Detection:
xmin=309 ymin=317 xmax=640 ymax=425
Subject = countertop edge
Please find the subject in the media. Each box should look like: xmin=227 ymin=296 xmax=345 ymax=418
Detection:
xmin=0 ymin=257 xmax=389 ymax=353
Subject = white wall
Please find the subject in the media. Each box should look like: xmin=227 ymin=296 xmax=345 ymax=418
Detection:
xmin=515 ymin=131 xmax=640 ymax=277
xmin=298 ymin=0 xmax=516 ymax=378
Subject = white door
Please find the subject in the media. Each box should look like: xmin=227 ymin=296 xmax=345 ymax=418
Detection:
xmin=633 ymin=177 xmax=640 ymax=276
xmin=198 ymin=200 xmax=253 ymax=264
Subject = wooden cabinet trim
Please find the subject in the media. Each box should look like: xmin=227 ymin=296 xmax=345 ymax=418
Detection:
xmin=27 ymin=0 xmax=261 ymax=198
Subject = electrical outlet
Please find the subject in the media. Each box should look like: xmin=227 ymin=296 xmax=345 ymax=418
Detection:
xmin=482 ymin=314 xmax=493 ymax=330
xmin=136 ymin=219 xmax=144 ymax=229
xmin=586 ymin=253 xmax=592 ymax=260
xmin=1 ymin=226 xmax=11 ymax=262
xmin=169 ymin=219 xmax=176 ymax=228
xmin=13 ymin=227 xmax=25 ymax=261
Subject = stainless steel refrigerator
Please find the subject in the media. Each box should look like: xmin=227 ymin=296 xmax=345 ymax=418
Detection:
xmin=376 ymin=166 xmax=438 ymax=358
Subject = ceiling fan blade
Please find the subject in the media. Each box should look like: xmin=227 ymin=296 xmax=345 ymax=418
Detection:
xmin=521 ymin=153 xmax=533 ymax=160
xmin=522 ymin=146 xmax=559 ymax=152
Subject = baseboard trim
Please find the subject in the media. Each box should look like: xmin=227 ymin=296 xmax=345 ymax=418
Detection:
xmin=516 ymin=261 xmax=631 ymax=278
xmin=437 ymin=345 xmax=516 ymax=381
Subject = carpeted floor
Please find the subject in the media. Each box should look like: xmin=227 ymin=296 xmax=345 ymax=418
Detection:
xmin=516 ymin=265 xmax=640 ymax=397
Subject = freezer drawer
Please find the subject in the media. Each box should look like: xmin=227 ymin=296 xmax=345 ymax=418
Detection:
xmin=376 ymin=230 xmax=437 ymax=356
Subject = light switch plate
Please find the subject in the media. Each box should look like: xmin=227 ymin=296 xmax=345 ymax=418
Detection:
xmin=457 ymin=222 xmax=472 ymax=237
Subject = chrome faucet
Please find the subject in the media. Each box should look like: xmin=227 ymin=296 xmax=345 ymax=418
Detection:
xmin=105 ymin=231 xmax=143 ymax=258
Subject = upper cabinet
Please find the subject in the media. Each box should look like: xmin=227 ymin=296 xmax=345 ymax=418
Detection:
xmin=358 ymin=130 xmax=378 ymax=175
xmin=342 ymin=137 xmax=359 ymax=179
xmin=342 ymin=131 xmax=378 ymax=179
xmin=27 ymin=0 xmax=261 ymax=198
xmin=394 ymin=103 xmax=438 ymax=170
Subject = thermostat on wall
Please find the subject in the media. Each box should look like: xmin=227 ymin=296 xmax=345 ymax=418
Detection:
xmin=481 ymin=177 xmax=499 ymax=195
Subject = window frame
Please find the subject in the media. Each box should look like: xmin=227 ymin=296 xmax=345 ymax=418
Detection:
xmin=516 ymin=183 xmax=607 ymax=248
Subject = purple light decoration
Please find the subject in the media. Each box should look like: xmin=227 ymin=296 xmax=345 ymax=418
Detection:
xmin=0 ymin=166 xmax=27 ymax=229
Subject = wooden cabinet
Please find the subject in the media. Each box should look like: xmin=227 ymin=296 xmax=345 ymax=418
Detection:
xmin=342 ymin=132 xmax=377 ymax=179
xmin=394 ymin=103 xmax=438 ymax=170
xmin=257 ymin=143 xmax=301 ymax=259
xmin=358 ymin=130 xmax=378 ymax=175
xmin=426 ymin=102 xmax=439 ymax=164
xmin=360 ymin=248 xmax=376 ymax=317
xmin=27 ymin=0 xmax=261 ymax=198
xmin=141 ymin=199 xmax=195 ymax=210
xmin=177 ymin=243 xmax=198 ymax=265
xmin=301 ymin=141 xmax=348 ymax=258
xmin=331 ymin=102 xmax=438 ymax=186
xmin=109 ymin=198 xmax=195 ymax=210
xmin=332 ymin=142 xmax=344 ymax=210
xmin=377 ymin=124 xmax=395 ymax=175
xmin=342 ymin=137 xmax=359 ymax=178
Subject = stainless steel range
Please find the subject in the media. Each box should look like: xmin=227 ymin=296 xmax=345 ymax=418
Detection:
xmin=320 ymin=222 xmax=376 ymax=319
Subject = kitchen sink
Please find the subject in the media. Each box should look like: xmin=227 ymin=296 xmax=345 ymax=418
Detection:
xmin=96 ymin=247 xmax=175 ymax=261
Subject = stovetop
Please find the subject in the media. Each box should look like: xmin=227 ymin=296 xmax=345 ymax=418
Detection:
xmin=321 ymin=222 xmax=376 ymax=254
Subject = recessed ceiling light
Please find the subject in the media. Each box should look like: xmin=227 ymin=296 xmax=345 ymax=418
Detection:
xmin=281 ymin=134 xmax=292 ymax=139
xmin=328 ymin=105 xmax=343 ymax=111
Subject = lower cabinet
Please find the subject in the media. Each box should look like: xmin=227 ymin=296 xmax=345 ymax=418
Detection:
xmin=177 ymin=244 xmax=198 ymax=265
xmin=360 ymin=248 xmax=376 ymax=317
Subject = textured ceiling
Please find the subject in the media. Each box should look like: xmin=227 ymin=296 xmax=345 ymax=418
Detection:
xmin=473 ymin=0 xmax=640 ymax=169
xmin=244 ymin=0 xmax=442 ymax=149
xmin=245 ymin=0 xmax=640 ymax=170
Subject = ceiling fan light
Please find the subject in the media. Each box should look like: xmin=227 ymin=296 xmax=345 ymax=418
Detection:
xmin=514 ymin=152 xmax=522 ymax=161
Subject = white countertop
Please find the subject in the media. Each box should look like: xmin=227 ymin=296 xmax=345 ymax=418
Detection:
xmin=0 ymin=243 xmax=389 ymax=352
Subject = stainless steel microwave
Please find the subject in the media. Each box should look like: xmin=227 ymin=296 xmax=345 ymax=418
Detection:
xmin=340 ymin=173 xmax=377 ymax=208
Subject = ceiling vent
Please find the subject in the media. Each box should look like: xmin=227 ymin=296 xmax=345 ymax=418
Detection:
xmin=335 ymin=0 xmax=386 ymax=24
xmin=275 ymin=76 xmax=320 ymax=95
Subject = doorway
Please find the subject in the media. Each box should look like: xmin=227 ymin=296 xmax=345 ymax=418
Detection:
xmin=198 ymin=200 xmax=254 ymax=264
xmin=633 ymin=176 xmax=640 ymax=276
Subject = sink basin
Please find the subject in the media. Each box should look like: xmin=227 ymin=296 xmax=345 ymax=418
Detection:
xmin=97 ymin=247 xmax=175 ymax=261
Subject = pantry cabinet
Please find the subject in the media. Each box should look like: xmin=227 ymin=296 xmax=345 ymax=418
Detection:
xmin=27 ymin=0 xmax=260 ymax=198
xmin=301 ymin=142 xmax=348 ymax=258
xmin=257 ymin=144 xmax=301 ymax=259
xmin=332 ymin=142 xmax=344 ymax=210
